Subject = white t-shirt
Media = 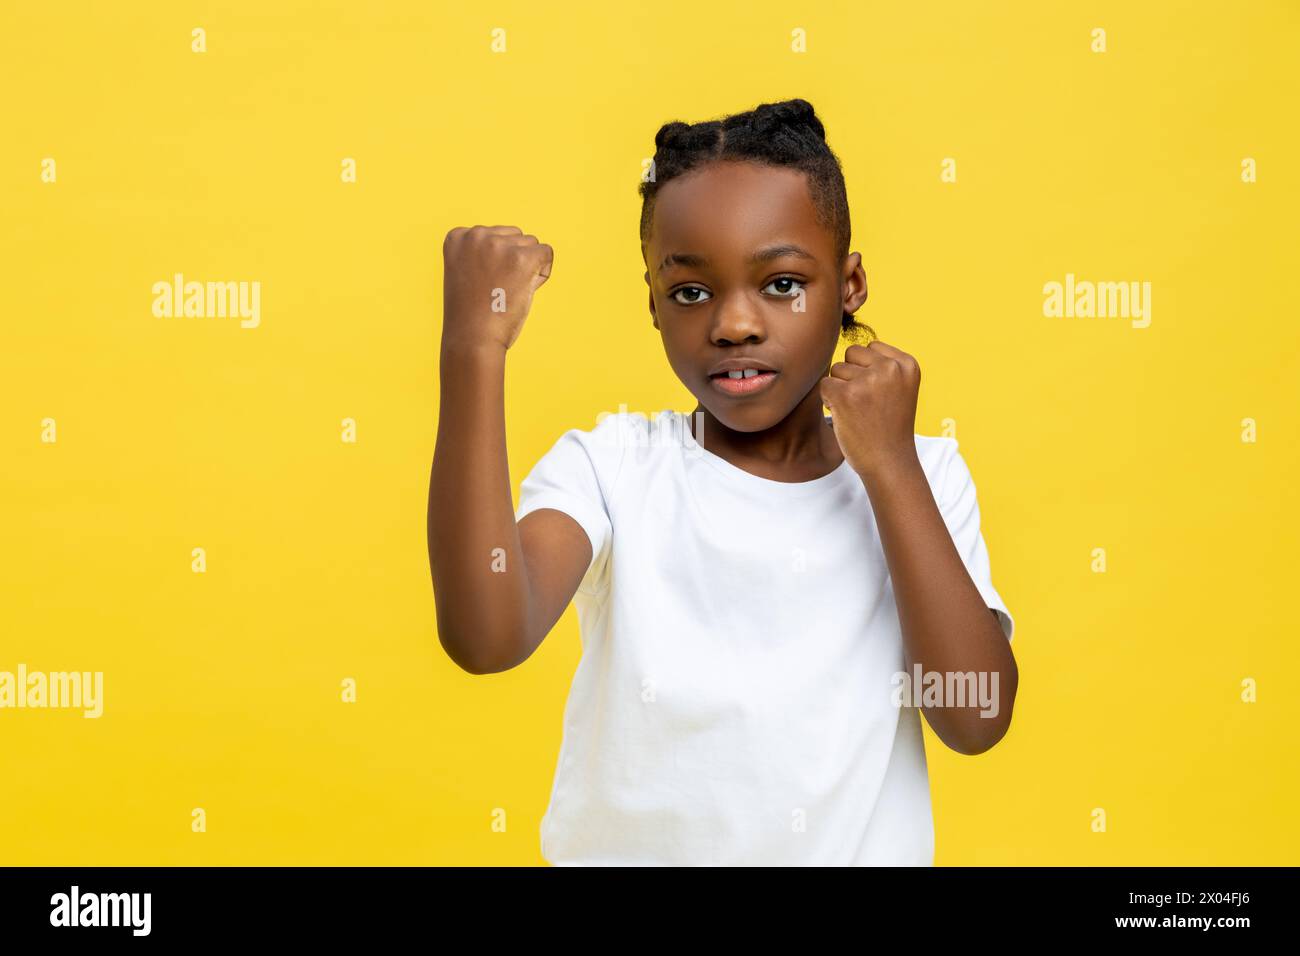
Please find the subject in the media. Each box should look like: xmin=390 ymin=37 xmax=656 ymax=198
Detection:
xmin=514 ymin=409 xmax=1014 ymax=866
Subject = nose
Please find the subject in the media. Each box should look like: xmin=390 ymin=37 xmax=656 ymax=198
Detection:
xmin=708 ymin=292 xmax=767 ymax=346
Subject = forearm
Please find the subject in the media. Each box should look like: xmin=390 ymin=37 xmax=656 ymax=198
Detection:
xmin=861 ymin=455 xmax=1018 ymax=754
xmin=427 ymin=340 xmax=531 ymax=673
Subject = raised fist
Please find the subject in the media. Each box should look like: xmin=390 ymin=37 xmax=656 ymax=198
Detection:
xmin=441 ymin=225 xmax=554 ymax=353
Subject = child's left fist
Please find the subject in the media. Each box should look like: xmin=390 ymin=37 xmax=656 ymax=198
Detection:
xmin=819 ymin=341 xmax=922 ymax=481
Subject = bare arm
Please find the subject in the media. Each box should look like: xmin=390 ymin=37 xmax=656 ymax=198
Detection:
xmin=863 ymin=459 xmax=1018 ymax=754
xmin=821 ymin=340 xmax=1018 ymax=755
xmin=427 ymin=226 xmax=591 ymax=674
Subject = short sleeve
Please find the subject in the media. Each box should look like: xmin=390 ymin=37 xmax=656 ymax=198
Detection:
xmin=936 ymin=440 xmax=1015 ymax=642
xmin=514 ymin=414 xmax=628 ymax=597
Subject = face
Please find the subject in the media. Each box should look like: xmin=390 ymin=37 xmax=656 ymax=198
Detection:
xmin=643 ymin=160 xmax=866 ymax=433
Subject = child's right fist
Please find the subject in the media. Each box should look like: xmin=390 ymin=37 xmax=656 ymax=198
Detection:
xmin=441 ymin=225 xmax=553 ymax=353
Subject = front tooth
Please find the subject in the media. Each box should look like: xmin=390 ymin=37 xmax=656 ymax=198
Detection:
xmin=727 ymin=370 xmax=744 ymax=379
xmin=742 ymin=369 xmax=758 ymax=378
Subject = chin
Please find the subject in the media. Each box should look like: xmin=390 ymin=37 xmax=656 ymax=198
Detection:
xmin=698 ymin=397 xmax=788 ymax=434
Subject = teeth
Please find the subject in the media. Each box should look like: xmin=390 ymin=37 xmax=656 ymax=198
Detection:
xmin=725 ymin=369 xmax=762 ymax=379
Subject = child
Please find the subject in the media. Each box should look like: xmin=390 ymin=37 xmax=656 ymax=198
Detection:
xmin=428 ymin=98 xmax=1017 ymax=866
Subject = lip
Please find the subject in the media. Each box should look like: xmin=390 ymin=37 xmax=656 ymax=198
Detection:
xmin=709 ymin=369 xmax=780 ymax=397
xmin=707 ymin=357 xmax=779 ymax=376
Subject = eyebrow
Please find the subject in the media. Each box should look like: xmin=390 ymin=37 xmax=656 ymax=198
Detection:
xmin=657 ymin=243 xmax=817 ymax=274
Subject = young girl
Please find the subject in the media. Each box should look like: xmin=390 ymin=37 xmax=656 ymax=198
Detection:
xmin=428 ymin=98 xmax=1017 ymax=866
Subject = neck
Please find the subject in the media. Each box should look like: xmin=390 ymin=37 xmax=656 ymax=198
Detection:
xmin=688 ymin=390 xmax=843 ymax=480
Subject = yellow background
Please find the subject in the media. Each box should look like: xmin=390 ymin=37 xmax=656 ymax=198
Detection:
xmin=2 ymin=1 xmax=1296 ymax=865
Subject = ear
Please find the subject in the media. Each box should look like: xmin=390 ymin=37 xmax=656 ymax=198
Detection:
xmin=645 ymin=270 xmax=659 ymax=330
xmin=842 ymin=252 xmax=868 ymax=314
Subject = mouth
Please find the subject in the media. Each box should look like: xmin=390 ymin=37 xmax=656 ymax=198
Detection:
xmin=708 ymin=368 xmax=780 ymax=396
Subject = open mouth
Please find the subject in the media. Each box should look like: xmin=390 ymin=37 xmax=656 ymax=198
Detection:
xmin=709 ymin=369 xmax=779 ymax=396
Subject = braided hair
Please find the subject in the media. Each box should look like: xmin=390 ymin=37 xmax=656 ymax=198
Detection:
xmin=639 ymin=98 xmax=874 ymax=343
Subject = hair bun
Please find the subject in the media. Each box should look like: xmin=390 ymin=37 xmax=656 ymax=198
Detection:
xmin=751 ymin=98 xmax=824 ymax=140
xmin=654 ymin=121 xmax=692 ymax=150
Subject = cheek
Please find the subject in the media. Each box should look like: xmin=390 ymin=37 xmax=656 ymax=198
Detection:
xmin=776 ymin=302 xmax=840 ymax=365
xmin=658 ymin=331 xmax=701 ymax=383
xmin=784 ymin=285 xmax=837 ymax=329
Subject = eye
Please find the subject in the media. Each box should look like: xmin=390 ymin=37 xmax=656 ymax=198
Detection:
xmin=762 ymin=276 xmax=806 ymax=297
xmin=671 ymin=286 xmax=712 ymax=305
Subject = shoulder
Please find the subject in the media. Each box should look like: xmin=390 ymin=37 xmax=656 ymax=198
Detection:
xmin=913 ymin=433 xmax=959 ymax=469
xmin=912 ymin=434 xmax=972 ymax=508
xmin=537 ymin=408 xmax=645 ymax=449
xmin=530 ymin=408 xmax=678 ymax=485
xmin=567 ymin=408 xmax=665 ymax=450
xmin=587 ymin=408 xmax=688 ymax=455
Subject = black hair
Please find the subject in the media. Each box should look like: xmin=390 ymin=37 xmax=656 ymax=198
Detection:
xmin=638 ymin=98 xmax=873 ymax=343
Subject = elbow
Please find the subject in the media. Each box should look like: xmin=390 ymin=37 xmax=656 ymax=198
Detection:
xmin=431 ymin=589 xmax=524 ymax=675
xmin=429 ymin=578 xmax=537 ymax=675
xmin=936 ymin=688 xmax=1017 ymax=756
xmin=946 ymin=723 xmax=1009 ymax=756
xmin=943 ymin=702 xmax=1015 ymax=756
xmin=956 ymin=660 xmax=1019 ymax=754
xmin=444 ymin=644 xmax=496 ymax=676
xmin=438 ymin=631 xmax=499 ymax=675
xmin=436 ymin=624 xmax=526 ymax=676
